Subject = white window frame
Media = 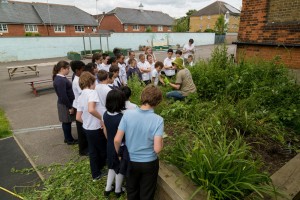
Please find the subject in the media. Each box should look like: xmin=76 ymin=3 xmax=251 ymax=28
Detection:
xmin=24 ymin=24 xmax=38 ymax=32
xmin=54 ymin=25 xmax=65 ymax=33
xmin=158 ymin=25 xmax=163 ymax=31
xmin=133 ymin=25 xmax=140 ymax=31
xmin=208 ymin=15 xmax=211 ymax=19
xmin=200 ymin=16 xmax=202 ymax=20
xmin=0 ymin=24 xmax=8 ymax=32
xmin=124 ymin=25 xmax=128 ymax=31
xmin=200 ymin=24 xmax=203 ymax=30
xmin=167 ymin=26 xmax=171 ymax=31
xmin=92 ymin=26 xmax=97 ymax=32
xmin=207 ymin=24 xmax=210 ymax=29
xmin=74 ymin=25 xmax=85 ymax=33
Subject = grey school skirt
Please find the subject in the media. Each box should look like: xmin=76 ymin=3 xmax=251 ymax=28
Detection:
xmin=57 ymin=103 xmax=75 ymax=123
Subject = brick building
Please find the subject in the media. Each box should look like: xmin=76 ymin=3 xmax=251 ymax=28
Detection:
xmin=190 ymin=1 xmax=240 ymax=33
xmin=99 ymin=5 xmax=174 ymax=33
xmin=0 ymin=0 xmax=98 ymax=37
xmin=235 ymin=0 xmax=300 ymax=68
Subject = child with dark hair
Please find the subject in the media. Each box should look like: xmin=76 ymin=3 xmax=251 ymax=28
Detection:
xmin=126 ymin=58 xmax=142 ymax=81
xmin=152 ymin=61 xmax=165 ymax=86
xmin=53 ymin=61 xmax=77 ymax=145
xmin=70 ymin=60 xmax=88 ymax=155
xmin=175 ymin=49 xmax=184 ymax=67
xmin=108 ymin=72 xmax=117 ymax=90
xmin=119 ymin=86 xmax=138 ymax=110
xmin=163 ymin=49 xmax=175 ymax=78
xmin=103 ymin=89 xmax=126 ymax=198
xmin=116 ymin=53 xmax=127 ymax=86
xmin=99 ymin=53 xmax=110 ymax=72
xmin=76 ymin=72 xmax=107 ymax=181
xmin=84 ymin=62 xmax=98 ymax=75
xmin=108 ymin=57 xmax=118 ymax=67
xmin=109 ymin=65 xmax=122 ymax=88
xmin=113 ymin=48 xmax=121 ymax=56
xmin=95 ymin=70 xmax=112 ymax=118
xmin=114 ymin=85 xmax=164 ymax=200
xmin=92 ymin=53 xmax=103 ymax=70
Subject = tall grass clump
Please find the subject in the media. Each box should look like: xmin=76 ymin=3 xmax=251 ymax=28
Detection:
xmin=0 ymin=108 xmax=12 ymax=138
xmin=167 ymin=131 xmax=278 ymax=199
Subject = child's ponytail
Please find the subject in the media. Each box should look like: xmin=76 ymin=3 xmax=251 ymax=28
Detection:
xmin=52 ymin=61 xmax=70 ymax=80
xmin=52 ymin=64 xmax=59 ymax=80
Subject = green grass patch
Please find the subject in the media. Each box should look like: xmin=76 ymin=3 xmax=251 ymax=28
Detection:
xmin=0 ymin=108 xmax=12 ymax=139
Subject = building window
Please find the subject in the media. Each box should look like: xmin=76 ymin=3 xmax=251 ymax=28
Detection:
xmin=133 ymin=25 xmax=140 ymax=31
xmin=208 ymin=15 xmax=211 ymax=19
xmin=24 ymin=24 xmax=38 ymax=32
xmin=200 ymin=16 xmax=202 ymax=20
xmin=92 ymin=27 xmax=97 ymax=32
xmin=75 ymin=25 xmax=85 ymax=32
xmin=168 ymin=26 xmax=172 ymax=31
xmin=158 ymin=25 xmax=163 ymax=31
xmin=54 ymin=25 xmax=65 ymax=32
xmin=124 ymin=25 xmax=128 ymax=31
xmin=0 ymin=24 xmax=8 ymax=32
xmin=200 ymin=24 xmax=203 ymax=30
xmin=207 ymin=24 xmax=210 ymax=29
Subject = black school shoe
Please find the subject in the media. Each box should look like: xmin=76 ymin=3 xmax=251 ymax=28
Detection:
xmin=64 ymin=139 xmax=78 ymax=145
xmin=115 ymin=187 xmax=126 ymax=198
xmin=104 ymin=185 xmax=115 ymax=198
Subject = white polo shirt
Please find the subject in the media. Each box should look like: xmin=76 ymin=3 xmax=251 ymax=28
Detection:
xmin=137 ymin=61 xmax=151 ymax=81
xmin=163 ymin=57 xmax=175 ymax=76
xmin=77 ymin=89 xmax=101 ymax=130
xmin=72 ymin=75 xmax=82 ymax=109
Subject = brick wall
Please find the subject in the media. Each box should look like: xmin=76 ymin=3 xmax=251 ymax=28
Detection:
xmin=237 ymin=0 xmax=300 ymax=68
xmin=238 ymin=0 xmax=300 ymax=44
xmin=99 ymin=15 xmax=124 ymax=32
xmin=1 ymin=24 xmax=97 ymax=36
xmin=237 ymin=45 xmax=300 ymax=68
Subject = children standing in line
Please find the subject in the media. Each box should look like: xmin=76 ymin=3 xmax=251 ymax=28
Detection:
xmin=137 ymin=54 xmax=151 ymax=85
xmin=152 ymin=61 xmax=165 ymax=87
xmin=53 ymin=61 xmax=77 ymax=145
xmin=126 ymin=58 xmax=142 ymax=81
xmin=103 ymin=89 xmax=126 ymax=198
xmin=76 ymin=72 xmax=107 ymax=181
xmin=70 ymin=61 xmax=88 ymax=155
xmin=163 ymin=49 xmax=176 ymax=78
xmin=120 ymin=86 xmax=138 ymax=110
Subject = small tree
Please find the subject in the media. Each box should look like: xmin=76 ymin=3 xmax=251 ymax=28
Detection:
xmin=214 ymin=14 xmax=227 ymax=34
xmin=172 ymin=9 xmax=197 ymax=32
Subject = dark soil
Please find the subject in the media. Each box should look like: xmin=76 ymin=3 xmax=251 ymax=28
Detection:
xmin=244 ymin=134 xmax=298 ymax=175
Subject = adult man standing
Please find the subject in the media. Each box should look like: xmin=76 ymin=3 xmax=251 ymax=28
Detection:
xmin=166 ymin=57 xmax=196 ymax=101
xmin=182 ymin=39 xmax=195 ymax=65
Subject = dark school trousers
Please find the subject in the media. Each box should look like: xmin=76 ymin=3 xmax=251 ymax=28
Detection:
xmin=126 ymin=159 xmax=159 ymax=200
xmin=84 ymin=128 xmax=107 ymax=179
xmin=75 ymin=120 xmax=88 ymax=155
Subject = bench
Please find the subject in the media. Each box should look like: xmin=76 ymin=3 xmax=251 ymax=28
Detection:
xmin=25 ymin=76 xmax=72 ymax=96
xmin=7 ymin=65 xmax=39 ymax=80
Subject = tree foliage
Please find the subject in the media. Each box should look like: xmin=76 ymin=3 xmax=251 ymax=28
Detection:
xmin=172 ymin=9 xmax=197 ymax=32
xmin=214 ymin=14 xmax=227 ymax=34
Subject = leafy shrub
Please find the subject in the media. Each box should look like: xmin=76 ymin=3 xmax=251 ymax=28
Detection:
xmin=166 ymin=131 xmax=278 ymax=199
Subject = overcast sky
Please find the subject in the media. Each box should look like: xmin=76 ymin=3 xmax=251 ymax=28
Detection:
xmin=14 ymin=0 xmax=242 ymax=18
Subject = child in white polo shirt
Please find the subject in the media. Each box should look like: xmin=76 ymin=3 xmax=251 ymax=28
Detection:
xmin=76 ymin=72 xmax=107 ymax=181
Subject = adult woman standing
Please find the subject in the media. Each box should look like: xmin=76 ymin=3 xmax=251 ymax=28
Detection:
xmin=53 ymin=61 xmax=77 ymax=145
xmin=114 ymin=85 xmax=164 ymax=200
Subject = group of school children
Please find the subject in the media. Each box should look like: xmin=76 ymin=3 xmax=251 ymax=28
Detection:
xmin=52 ymin=48 xmax=165 ymax=200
